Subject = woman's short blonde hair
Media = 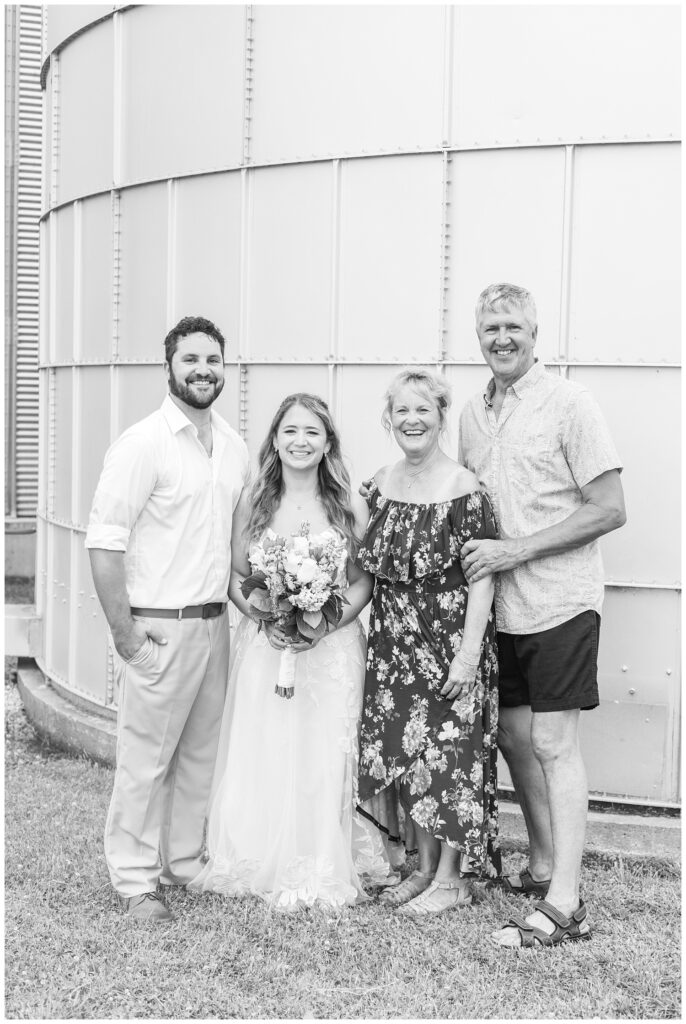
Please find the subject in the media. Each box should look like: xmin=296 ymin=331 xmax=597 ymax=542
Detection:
xmin=382 ymin=368 xmax=452 ymax=432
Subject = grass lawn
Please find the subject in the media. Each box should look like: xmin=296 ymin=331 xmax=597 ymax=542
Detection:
xmin=5 ymin=671 xmax=680 ymax=1020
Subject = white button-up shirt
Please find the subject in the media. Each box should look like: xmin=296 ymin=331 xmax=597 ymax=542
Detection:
xmin=85 ymin=395 xmax=250 ymax=608
xmin=458 ymin=361 xmax=622 ymax=634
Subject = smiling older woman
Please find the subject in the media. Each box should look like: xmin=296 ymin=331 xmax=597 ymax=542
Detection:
xmin=355 ymin=369 xmax=501 ymax=916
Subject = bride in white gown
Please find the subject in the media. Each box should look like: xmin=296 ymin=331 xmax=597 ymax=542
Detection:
xmin=190 ymin=393 xmax=391 ymax=909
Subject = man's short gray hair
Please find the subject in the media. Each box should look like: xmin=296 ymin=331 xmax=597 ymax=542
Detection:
xmin=475 ymin=283 xmax=537 ymax=327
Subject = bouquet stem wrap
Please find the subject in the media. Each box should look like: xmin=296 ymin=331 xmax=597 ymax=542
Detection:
xmin=275 ymin=646 xmax=297 ymax=699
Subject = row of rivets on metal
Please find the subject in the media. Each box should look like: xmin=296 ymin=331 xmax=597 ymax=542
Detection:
xmin=438 ymin=149 xmax=452 ymax=362
xmin=37 ymin=136 xmax=680 ymax=223
xmin=111 ymin=189 xmax=122 ymax=360
xmin=46 ymin=367 xmax=57 ymax=518
xmin=106 ymin=639 xmax=115 ymax=706
xmin=239 ymin=362 xmax=249 ymax=441
xmin=49 ymin=51 xmax=59 ymax=207
xmin=242 ymin=6 xmax=255 ymax=166
xmin=36 ymin=357 xmax=683 ymax=369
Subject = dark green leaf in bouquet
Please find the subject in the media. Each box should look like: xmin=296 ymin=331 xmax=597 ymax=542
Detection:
xmin=321 ymin=594 xmax=344 ymax=627
xmin=296 ymin=609 xmax=327 ymax=641
xmin=248 ymin=589 xmax=272 ymax=613
xmin=250 ymin=606 xmax=275 ymax=622
xmin=241 ymin=571 xmax=268 ymax=599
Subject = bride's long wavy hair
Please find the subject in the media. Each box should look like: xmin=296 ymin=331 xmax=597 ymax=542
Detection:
xmin=245 ymin=393 xmax=358 ymax=554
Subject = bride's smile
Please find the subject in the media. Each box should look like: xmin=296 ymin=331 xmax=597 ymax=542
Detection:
xmin=275 ymin=407 xmax=330 ymax=472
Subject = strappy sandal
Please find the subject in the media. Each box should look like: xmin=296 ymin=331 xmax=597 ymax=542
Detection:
xmin=377 ymin=869 xmax=435 ymax=907
xmin=396 ymin=878 xmax=473 ymax=917
xmin=502 ymin=867 xmax=551 ymax=898
xmin=492 ymin=897 xmax=592 ymax=948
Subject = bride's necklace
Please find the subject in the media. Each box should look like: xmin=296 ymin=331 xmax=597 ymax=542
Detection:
xmin=403 ymin=452 xmax=441 ymax=490
xmin=282 ymin=493 xmax=322 ymax=512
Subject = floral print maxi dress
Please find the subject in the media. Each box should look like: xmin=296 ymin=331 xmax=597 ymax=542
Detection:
xmin=356 ymin=483 xmax=501 ymax=879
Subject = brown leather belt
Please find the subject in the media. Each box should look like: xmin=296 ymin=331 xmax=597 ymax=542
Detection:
xmin=130 ymin=603 xmax=226 ymax=620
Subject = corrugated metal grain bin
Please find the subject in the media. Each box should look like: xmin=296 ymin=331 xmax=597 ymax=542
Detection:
xmin=38 ymin=4 xmax=680 ymax=803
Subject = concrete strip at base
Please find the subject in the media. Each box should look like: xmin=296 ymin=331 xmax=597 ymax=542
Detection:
xmin=499 ymin=800 xmax=680 ymax=867
xmin=5 ymin=605 xmax=43 ymax=656
xmin=15 ymin=664 xmax=680 ymax=866
xmin=17 ymin=661 xmax=116 ymax=767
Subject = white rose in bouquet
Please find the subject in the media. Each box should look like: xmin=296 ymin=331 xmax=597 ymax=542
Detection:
xmin=283 ymin=550 xmax=303 ymax=576
xmin=296 ymin=558 xmax=318 ymax=584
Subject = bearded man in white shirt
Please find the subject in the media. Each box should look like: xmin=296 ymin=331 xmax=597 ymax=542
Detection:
xmin=86 ymin=316 xmax=249 ymax=923
xmin=458 ymin=284 xmax=626 ymax=949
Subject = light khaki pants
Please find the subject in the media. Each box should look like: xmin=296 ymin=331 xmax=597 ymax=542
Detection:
xmin=104 ymin=612 xmax=230 ymax=897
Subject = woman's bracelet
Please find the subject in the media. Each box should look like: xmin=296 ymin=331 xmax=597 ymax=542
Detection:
xmin=457 ymin=648 xmax=481 ymax=668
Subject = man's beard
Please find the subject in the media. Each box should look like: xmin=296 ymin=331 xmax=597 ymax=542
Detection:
xmin=168 ymin=371 xmax=224 ymax=409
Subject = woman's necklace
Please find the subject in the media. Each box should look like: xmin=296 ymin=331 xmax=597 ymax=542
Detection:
xmin=403 ymin=452 xmax=441 ymax=490
xmin=282 ymin=493 xmax=322 ymax=512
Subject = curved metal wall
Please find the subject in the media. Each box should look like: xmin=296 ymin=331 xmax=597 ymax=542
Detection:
xmin=39 ymin=4 xmax=681 ymax=803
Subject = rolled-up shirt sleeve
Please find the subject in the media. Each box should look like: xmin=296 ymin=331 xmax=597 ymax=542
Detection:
xmin=562 ymin=390 xmax=623 ymax=490
xmin=85 ymin=431 xmax=157 ymax=551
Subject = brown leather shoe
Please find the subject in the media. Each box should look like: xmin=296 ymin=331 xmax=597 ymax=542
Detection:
xmin=124 ymin=891 xmax=175 ymax=923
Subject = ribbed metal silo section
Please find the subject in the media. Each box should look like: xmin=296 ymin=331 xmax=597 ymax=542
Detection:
xmin=6 ymin=5 xmax=43 ymax=532
xmin=38 ymin=4 xmax=680 ymax=803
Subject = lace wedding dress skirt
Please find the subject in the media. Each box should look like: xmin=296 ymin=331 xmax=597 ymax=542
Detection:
xmin=190 ymin=563 xmax=391 ymax=909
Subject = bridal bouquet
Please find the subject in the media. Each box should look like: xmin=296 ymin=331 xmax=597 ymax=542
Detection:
xmin=241 ymin=522 xmax=348 ymax=698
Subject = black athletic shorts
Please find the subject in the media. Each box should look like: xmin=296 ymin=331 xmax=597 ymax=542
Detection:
xmin=497 ymin=610 xmax=600 ymax=713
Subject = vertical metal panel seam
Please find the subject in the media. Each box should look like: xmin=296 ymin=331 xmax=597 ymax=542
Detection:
xmin=72 ymin=199 xmax=82 ymax=360
xmin=111 ymin=7 xmax=124 ymax=452
xmin=239 ymin=167 xmax=252 ymax=358
xmin=112 ymin=9 xmax=123 ymax=186
xmin=46 ymin=367 xmax=56 ymax=517
xmin=242 ymin=4 xmax=255 ymax=166
xmin=111 ymin=190 xmax=121 ymax=361
xmin=35 ymin=5 xmax=48 ymax=622
xmin=166 ymin=178 xmax=178 ymax=325
xmin=35 ymin=498 xmax=47 ymax=621
xmin=68 ymin=371 xmax=82 ymax=693
xmin=238 ymin=165 xmax=252 ymax=440
xmin=438 ymin=6 xmax=455 ymax=367
xmin=106 ymin=643 xmax=115 ymax=707
xmin=49 ymin=50 xmax=59 ymax=206
xmin=558 ymin=144 xmax=575 ymax=375
xmin=440 ymin=4 xmax=455 ymax=147
xmin=48 ymin=205 xmax=57 ymax=363
xmin=36 ymin=222 xmax=48 ymax=624
xmin=43 ymin=522 xmax=55 ymax=688
xmin=239 ymin=363 xmax=249 ymax=442
xmin=329 ymin=159 xmax=342 ymax=417
xmin=438 ymin=149 xmax=452 ymax=364
xmin=71 ymin=200 xmax=83 ymax=519
xmin=111 ymin=189 xmax=122 ymax=441
xmin=238 ymin=4 xmax=255 ymax=441
xmin=69 ymin=193 xmax=84 ymax=689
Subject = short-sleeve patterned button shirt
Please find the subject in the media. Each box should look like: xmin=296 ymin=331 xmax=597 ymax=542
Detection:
xmin=458 ymin=361 xmax=622 ymax=634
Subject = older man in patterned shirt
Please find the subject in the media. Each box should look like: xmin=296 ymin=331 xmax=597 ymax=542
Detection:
xmin=458 ymin=283 xmax=626 ymax=949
